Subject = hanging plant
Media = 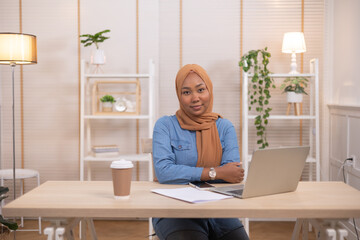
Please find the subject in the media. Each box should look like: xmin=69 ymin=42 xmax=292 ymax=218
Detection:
xmin=239 ymin=47 xmax=275 ymax=149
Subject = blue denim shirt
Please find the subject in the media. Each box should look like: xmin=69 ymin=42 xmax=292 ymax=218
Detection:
xmin=152 ymin=115 xmax=240 ymax=184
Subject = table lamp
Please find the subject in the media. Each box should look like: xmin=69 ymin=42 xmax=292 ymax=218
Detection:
xmin=282 ymin=32 xmax=306 ymax=74
xmin=0 ymin=32 xmax=37 ymax=200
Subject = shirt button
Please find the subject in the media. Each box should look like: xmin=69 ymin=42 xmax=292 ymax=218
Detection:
xmin=178 ymin=145 xmax=182 ymax=149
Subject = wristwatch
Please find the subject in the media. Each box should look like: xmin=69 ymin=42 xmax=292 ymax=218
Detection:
xmin=209 ymin=167 xmax=216 ymax=180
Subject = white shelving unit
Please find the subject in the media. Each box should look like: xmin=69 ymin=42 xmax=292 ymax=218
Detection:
xmin=80 ymin=59 xmax=155 ymax=181
xmin=242 ymin=59 xmax=320 ymax=181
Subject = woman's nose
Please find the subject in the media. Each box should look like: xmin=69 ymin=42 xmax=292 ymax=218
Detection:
xmin=191 ymin=93 xmax=200 ymax=102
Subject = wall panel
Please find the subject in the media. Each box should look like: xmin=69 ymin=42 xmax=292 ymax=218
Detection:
xmin=329 ymin=105 xmax=360 ymax=239
xmin=329 ymin=105 xmax=360 ymax=185
xmin=21 ymin=0 xmax=79 ymax=186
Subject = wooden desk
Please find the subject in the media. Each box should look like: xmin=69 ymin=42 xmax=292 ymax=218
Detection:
xmin=3 ymin=181 xmax=360 ymax=239
xmin=3 ymin=181 xmax=360 ymax=219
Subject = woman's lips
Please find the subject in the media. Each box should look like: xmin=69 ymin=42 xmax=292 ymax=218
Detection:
xmin=191 ymin=105 xmax=202 ymax=111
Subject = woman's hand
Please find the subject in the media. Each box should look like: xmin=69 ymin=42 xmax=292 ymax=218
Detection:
xmin=216 ymin=162 xmax=244 ymax=183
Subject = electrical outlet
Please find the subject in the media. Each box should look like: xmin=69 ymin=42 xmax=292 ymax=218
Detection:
xmin=352 ymin=155 xmax=360 ymax=170
xmin=344 ymin=155 xmax=355 ymax=167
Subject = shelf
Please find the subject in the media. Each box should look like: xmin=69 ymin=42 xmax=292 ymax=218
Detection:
xmin=84 ymin=153 xmax=151 ymax=162
xmin=242 ymin=59 xmax=320 ymax=182
xmin=85 ymin=74 xmax=151 ymax=78
xmin=246 ymin=73 xmax=316 ymax=78
xmin=245 ymin=155 xmax=316 ymax=163
xmin=80 ymin=59 xmax=156 ymax=181
xmin=84 ymin=115 xmax=150 ymax=120
xmin=247 ymin=115 xmax=316 ymax=120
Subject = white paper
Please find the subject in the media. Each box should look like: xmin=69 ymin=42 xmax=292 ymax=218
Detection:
xmin=151 ymin=187 xmax=233 ymax=203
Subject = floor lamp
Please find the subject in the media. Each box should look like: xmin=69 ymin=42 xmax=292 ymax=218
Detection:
xmin=0 ymin=33 xmax=37 ymax=201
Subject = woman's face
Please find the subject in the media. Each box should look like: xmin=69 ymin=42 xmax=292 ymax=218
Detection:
xmin=180 ymin=72 xmax=210 ymax=117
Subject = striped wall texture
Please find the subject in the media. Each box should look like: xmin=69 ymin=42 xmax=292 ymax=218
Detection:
xmin=0 ymin=0 xmax=324 ymax=194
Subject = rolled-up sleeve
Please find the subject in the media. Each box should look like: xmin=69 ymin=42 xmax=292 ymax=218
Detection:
xmin=219 ymin=119 xmax=241 ymax=166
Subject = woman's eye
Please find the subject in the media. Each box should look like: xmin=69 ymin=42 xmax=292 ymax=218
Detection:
xmin=182 ymin=91 xmax=190 ymax=95
xmin=198 ymin=88 xmax=205 ymax=93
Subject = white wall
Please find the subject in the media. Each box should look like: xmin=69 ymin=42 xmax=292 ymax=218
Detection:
xmin=325 ymin=0 xmax=360 ymax=237
xmin=332 ymin=0 xmax=360 ymax=105
xmin=325 ymin=0 xmax=360 ymax=184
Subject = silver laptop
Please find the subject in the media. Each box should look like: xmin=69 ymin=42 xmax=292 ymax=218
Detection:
xmin=211 ymin=146 xmax=310 ymax=199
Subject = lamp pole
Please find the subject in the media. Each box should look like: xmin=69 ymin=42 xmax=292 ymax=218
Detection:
xmin=10 ymin=62 xmax=16 ymax=201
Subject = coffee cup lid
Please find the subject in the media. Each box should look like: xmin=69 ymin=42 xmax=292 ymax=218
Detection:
xmin=111 ymin=159 xmax=134 ymax=169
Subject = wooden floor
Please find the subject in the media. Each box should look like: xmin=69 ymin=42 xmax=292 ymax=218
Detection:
xmin=8 ymin=219 xmax=316 ymax=239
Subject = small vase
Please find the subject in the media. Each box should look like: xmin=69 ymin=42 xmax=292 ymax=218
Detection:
xmin=287 ymin=92 xmax=303 ymax=103
xmin=102 ymin=102 xmax=113 ymax=112
xmin=91 ymin=49 xmax=106 ymax=65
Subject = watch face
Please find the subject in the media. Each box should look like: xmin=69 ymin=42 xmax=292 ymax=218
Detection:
xmin=209 ymin=168 xmax=216 ymax=178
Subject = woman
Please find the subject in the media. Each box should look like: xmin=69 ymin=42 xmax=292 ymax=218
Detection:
xmin=152 ymin=64 xmax=249 ymax=240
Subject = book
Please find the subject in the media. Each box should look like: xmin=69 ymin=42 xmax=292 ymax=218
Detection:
xmin=92 ymin=145 xmax=119 ymax=153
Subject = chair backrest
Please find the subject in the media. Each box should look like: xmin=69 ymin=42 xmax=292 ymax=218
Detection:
xmin=140 ymin=138 xmax=157 ymax=182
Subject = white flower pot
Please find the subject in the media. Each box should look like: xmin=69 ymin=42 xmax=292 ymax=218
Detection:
xmin=102 ymin=102 xmax=113 ymax=112
xmin=91 ymin=49 xmax=106 ymax=65
xmin=287 ymin=92 xmax=303 ymax=103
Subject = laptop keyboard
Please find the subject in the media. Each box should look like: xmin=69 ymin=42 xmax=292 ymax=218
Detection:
xmin=228 ymin=189 xmax=244 ymax=195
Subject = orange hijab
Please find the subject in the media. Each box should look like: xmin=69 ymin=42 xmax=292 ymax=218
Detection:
xmin=175 ymin=64 xmax=222 ymax=168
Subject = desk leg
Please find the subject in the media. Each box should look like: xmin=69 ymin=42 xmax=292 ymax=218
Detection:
xmin=85 ymin=218 xmax=97 ymax=240
xmin=80 ymin=220 xmax=86 ymax=240
xmin=302 ymin=220 xmax=308 ymax=240
xmin=292 ymin=219 xmax=304 ymax=240
xmin=79 ymin=218 xmax=97 ymax=240
xmin=66 ymin=218 xmax=81 ymax=240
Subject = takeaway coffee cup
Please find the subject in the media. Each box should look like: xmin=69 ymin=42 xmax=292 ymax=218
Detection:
xmin=111 ymin=159 xmax=134 ymax=199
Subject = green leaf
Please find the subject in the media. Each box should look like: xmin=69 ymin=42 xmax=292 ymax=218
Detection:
xmin=0 ymin=216 xmax=18 ymax=230
xmin=257 ymin=131 xmax=263 ymax=136
xmin=100 ymin=94 xmax=115 ymax=103
xmin=0 ymin=187 xmax=9 ymax=195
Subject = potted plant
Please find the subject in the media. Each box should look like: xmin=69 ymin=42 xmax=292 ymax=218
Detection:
xmin=0 ymin=186 xmax=18 ymax=238
xmin=100 ymin=94 xmax=115 ymax=112
xmin=80 ymin=29 xmax=110 ymax=65
xmin=280 ymin=76 xmax=308 ymax=103
xmin=239 ymin=47 xmax=275 ymax=149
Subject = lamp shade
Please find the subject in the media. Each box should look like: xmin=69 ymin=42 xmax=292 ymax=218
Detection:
xmin=282 ymin=32 xmax=306 ymax=53
xmin=0 ymin=32 xmax=37 ymax=65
